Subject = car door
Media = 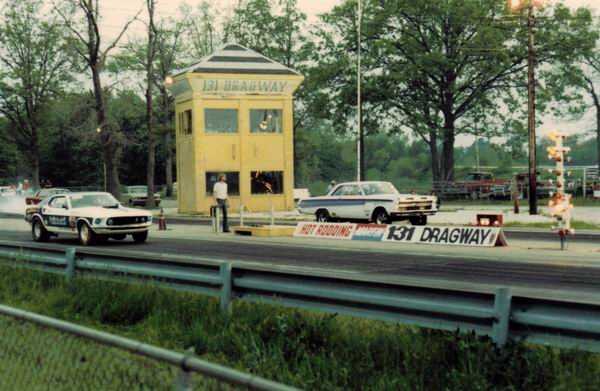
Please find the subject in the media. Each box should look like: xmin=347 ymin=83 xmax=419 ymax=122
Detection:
xmin=41 ymin=195 xmax=72 ymax=233
xmin=330 ymin=185 xmax=364 ymax=219
xmin=324 ymin=185 xmax=349 ymax=218
xmin=343 ymin=184 xmax=367 ymax=219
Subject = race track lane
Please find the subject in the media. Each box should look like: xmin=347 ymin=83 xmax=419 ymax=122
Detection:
xmin=1 ymin=229 xmax=600 ymax=293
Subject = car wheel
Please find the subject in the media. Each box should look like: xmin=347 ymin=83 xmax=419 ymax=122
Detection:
xmin=372 ymin=208 xmax=390 ymax=225
xmin=78 ymin=223 xmax=96 ymax=246
xmin=132 ymin=231 xmax=148 ymax=244
xmin=32 ymin=218 xmax=49 ymax=242
xmin=316 ymin=209 xmax=330 ymax=223
xmin=409 ymin=216 xmax=427 ymax=226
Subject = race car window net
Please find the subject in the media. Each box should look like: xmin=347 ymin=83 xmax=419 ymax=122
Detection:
xmin=332 ymin=185 xmax=362 ymax=196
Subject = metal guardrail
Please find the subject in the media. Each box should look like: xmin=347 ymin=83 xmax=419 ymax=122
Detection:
xmin=0 ymin=304 xmax=296 ymax=391
xmin=0 ymin=241 xmax=599 ymax=352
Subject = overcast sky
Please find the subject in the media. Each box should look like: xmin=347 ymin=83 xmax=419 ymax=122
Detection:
xmin=98 ymin=0 xmax=598 ymax=146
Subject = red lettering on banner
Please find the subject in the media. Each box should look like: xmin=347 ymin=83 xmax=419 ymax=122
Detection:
xmin=300 ymin=223 xmax=317 ymax=235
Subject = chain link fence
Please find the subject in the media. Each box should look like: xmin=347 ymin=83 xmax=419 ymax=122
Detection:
xmin=0 ymin=307 xmax=292 ymax=390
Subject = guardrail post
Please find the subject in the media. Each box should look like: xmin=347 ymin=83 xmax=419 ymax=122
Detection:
xmin=220 ymin=263 xmax=232 ymax=315
xmin=492 ymin=287 xmax=512 ymax=347
xmin=65 ymin=248 xmax=76 ymax=282
xmin=174 ymin=348 xmax=194 ymax=391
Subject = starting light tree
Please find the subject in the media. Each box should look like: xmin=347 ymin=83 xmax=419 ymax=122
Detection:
xmin=546 ymin=131 xmax=574 ymax=249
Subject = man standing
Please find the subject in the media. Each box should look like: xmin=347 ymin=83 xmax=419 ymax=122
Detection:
xmin=213 ymin=174 xmax=230 ymax=232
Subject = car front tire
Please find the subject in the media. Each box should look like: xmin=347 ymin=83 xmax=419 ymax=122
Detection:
xmin=32 ymin=218 xmax=49 ymax=242
xmin=316 ymin=209 xmax=330 ymax=222
xmin=132 ymin=231 xmax=148 ymax=244
xmin=372 ymin=208 xmax=390 ymax=224
xmin=78 ymin=223 xmax=96 ymax=246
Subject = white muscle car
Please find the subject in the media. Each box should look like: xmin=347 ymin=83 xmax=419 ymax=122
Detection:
xmin=297 ymin=181 xmax=437 ymax=225
xmin=27 ymin=192 xmax=152 ymax=245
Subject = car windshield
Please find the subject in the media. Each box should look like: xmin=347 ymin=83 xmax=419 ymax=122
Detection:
xmin=360 ymin=183 xmax=398 ymax=196
xmin=70 ymin=193 xmax=119 ymax=208
xmin=128 ymin=186 xmax=147 ymax=193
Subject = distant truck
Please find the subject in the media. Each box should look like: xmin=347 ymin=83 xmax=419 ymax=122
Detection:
xmin=121 ymin=186 xmax=161 ymax=207
xmin=433 ymin=172 xmax=510 ymax=200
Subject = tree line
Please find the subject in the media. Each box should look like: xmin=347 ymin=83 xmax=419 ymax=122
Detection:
xmin=0 ymin=0 xmax=599 ymax=201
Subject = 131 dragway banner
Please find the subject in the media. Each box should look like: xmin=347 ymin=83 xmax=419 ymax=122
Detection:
xmin=294 ymin=222 xmax=507 ymax=247
xmin=384 ymin=225 xmax=507 ymax=247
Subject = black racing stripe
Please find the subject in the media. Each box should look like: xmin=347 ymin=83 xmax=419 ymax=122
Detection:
xmin=209 ymin=56 xmax=273 ymax=63
xmin=192 ymin=67 xmax=298 ymax=75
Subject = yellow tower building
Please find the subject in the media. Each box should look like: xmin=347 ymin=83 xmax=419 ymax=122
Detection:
xmin=168 ymin=44 xmax=304 ymax=214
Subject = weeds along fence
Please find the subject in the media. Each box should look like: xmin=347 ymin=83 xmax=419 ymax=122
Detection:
xmin=1 ymin=240 xmax=600 ymax=353
xmin=0 ymin=304 xmax=296 ymax=391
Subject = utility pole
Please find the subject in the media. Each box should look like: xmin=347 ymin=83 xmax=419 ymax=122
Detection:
xmin=356 ymin=0 xmax=364 ymax=181
xmin=527 ymin=1 xmax=538 ymax=215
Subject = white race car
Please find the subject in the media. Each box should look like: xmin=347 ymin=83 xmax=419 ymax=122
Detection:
xmin=28 ymin=192 xmax=152 ymax=245
xmin=297 ymin=181 xmax=437 ymax=225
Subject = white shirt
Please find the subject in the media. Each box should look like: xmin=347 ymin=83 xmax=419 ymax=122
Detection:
xmin=213 ymin=181 xmax=228 ymax=200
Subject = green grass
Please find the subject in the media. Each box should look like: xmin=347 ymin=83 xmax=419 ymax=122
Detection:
xmin=0 ymin=263 xmax=599 ymax=390
xmin=503 ymin=220 xmax=600 ymax=230
xmin=441 ymin=197 xmax=600 ymax=208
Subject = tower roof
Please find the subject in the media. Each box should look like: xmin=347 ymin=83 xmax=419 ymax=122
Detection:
xmin=173 ymin=43 xmax=300 ymax=77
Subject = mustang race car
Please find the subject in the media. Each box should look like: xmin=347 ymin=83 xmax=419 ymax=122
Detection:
xmin=297 ymin=181 xmax=437 ymax=225
xmin=27 ymin=192 xmax=152 ymax=245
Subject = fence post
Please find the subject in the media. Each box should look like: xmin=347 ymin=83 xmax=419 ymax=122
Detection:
xmin=65 ymin=248 xmax=76 ymax=282
xmin=492 ymin=287 xmax=512 ymax=347
xmin=220 ymin=263 xmax=233 ymax=315
xmin=174 ymin=348 xmax=194 ymax=391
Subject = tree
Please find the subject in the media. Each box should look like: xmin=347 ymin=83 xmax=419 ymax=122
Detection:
xmin=155 ymin=18 xmax=187 ymax=197
xmin=55 ymin=0 xmax=139 ymax=198
xmin=144 ymin=0 xmax=158 ymax=208
xmin=0 ymin=0 xmax=72 ymax=187
xmin=585 ymin=50 xmax=600 ymax=172
xmin=181 ymin=1 xmax=219 ymax=59
xmin=312 ymin=0 xmax=596 ymax=182
xmin=539 ymin=8 xmax=599 ymax=172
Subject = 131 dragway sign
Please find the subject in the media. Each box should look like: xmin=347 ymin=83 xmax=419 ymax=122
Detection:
xmin=384 ymin=225 xmax=507 ymax=247
xmin=294 ymin=222 xmax=507 ymax=247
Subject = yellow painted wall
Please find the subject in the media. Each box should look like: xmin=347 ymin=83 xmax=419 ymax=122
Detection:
xmin=172 ymin=73 xmax=302 ymax=214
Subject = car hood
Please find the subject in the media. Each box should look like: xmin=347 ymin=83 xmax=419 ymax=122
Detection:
xmin=72 ymin=206 xmax=152 ymax=218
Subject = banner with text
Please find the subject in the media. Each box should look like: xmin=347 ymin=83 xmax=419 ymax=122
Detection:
xmin=294 ymin=222 xmax=356 ymax=240
xmin=384 ymin=225 xmax=506 ymax=247
xmin=294 ymin=222 xmax=507 ymax=247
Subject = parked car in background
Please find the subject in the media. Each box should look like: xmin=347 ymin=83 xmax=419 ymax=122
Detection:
xmin=297 ymin=181 xmax=437 ymax=225
xmin=121 ymin=186 xmax=161 ymax=207
xmin=0 ymin=186 xmax=16 ymax=197
xmin=433 ymin=172 xmax=510 ymax=200
xmin=27 ymin=192 xmax=152 ymax=245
